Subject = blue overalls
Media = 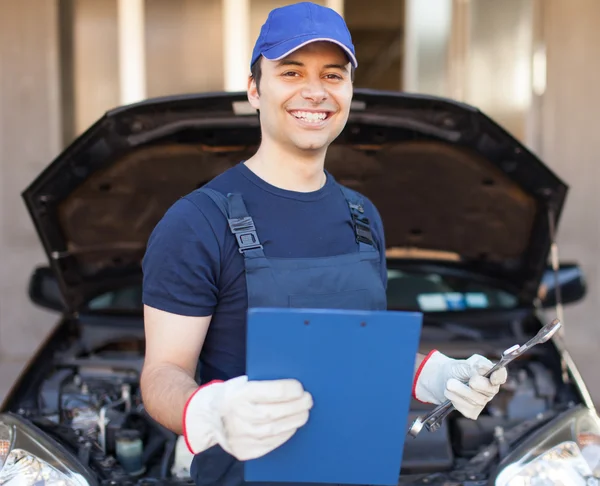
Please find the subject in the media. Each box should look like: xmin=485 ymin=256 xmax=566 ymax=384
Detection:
xmin=190 ymin=183 xmax=388 ymax=486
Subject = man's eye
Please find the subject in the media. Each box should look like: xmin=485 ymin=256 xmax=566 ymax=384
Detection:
xmin=325 ymin=74 xmax=343 ymax=80
xmin=282 ymin=71 xmax=299 ymax=77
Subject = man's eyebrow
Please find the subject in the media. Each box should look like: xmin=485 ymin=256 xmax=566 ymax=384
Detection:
xmin=324 ymin=63 xmax=349 ymax=72
xmin=275 ymin=60 xmax=349 ymax=72
xmin=276 ymin=59 xmax=304 ymax=67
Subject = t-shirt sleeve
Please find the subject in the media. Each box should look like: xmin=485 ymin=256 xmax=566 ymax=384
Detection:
xmin=142 ymin=197 xmax=221 ymax=317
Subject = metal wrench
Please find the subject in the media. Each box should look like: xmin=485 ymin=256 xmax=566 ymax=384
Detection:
xmin=407 ymin=318 xmax=562 ymax=438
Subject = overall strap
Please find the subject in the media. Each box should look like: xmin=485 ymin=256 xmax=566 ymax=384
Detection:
xmin=337 ymin=184 xmax=375 ymax=252
xmin=199 ymin=188 xmax=265 ymax=257
xmin=200 ymin=188 xmax=228 ymax=218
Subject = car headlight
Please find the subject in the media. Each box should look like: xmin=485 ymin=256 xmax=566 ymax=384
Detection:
xmin=493 ymin=406 xmax=600 ymax=486
xmin=0 ymin=413 xmax=94 ymax=486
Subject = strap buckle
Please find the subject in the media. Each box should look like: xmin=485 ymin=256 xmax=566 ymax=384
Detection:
xmin=352 ymin=214 xmax=373 ymax=245
xmin=228 ymin=216 xmax=263 ymax=253
xmin=349 ymin=202 xmax=364 ymax=214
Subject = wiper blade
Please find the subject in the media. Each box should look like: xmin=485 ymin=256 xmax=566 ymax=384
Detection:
xmin=422 ymin=317 xmax=485 ymax=341
xmin=444 ymin=322 xmax=484 ymax=340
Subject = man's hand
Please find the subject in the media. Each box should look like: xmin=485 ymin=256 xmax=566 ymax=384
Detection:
xmin=141 ymin=306 xmax=313 ymax=461
xmin=413 ymin=350 xmax=507 ymax=420
xmin=183 ymin=375 xmax=313 ymax=461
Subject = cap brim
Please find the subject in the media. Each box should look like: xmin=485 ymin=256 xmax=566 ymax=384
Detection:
xmin=261 ymin=35 xmax=358 ymax=68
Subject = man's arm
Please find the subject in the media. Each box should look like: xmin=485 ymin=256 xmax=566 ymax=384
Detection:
xmin=140 ymin=304 xmax=313 ymax=460
xmin=140 ymin=305 xmax=211 ymax=434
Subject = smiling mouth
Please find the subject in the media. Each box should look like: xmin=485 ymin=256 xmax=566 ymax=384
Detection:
xmin=289 ymin=110 xmax=332 ymax=123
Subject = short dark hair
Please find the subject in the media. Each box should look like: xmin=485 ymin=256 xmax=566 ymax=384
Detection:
xmin=250 ymin=59 xmax=263 ymax=94
xmin=250 ymin=56 xmax=355 ymax=95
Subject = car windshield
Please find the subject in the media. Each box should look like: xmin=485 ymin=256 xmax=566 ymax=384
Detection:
xmin=385 ymin=268 xmax=519 ymax=312
xmin=83 ymin=266 xmax=519 ymax=314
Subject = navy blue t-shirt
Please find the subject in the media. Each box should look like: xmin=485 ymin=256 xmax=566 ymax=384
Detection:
xmin=142 ymin=162 xmax=387 ymax=379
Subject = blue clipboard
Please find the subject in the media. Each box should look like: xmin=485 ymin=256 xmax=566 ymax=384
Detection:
xmin=244 ymin=307 xmax=423 ymax=485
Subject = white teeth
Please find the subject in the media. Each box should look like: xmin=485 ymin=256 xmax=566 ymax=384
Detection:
xmin=291 ymin=111 xmax=328 ymax=122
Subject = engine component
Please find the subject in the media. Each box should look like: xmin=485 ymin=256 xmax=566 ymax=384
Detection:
xmin=490 ymin=361 xmax=556 ymax=421
xmin=98 ymin=384 xmax=133 ymax=453
xmin=171 ymin=435 xmax=194 ymax=478
xmin=527 ymin=362 xmax=557 ymax=401
xmin=506 ymin=370 xmax=549 ymax=420
xmin=400 ymin=411 xmax=454 ymax=474
xmin=451 ymin=416 xmax=522 ymax=457
xmin=103 ymin=407 xmax=128 ymax=454
xmin=60 ymin=375 xmax=102 ymax=439
xmin=39 ymin=368 xmax=75 ymax=417
xmin=452 ymin=360 xmax=556 ymax=457
xmin=115 ymin=429 xmax=145 ymax=475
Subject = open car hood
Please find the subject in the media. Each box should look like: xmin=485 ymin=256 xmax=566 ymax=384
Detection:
xmin=22 ymin=89 xmax=567 ymax=313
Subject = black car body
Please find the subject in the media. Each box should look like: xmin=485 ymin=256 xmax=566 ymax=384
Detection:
xmin=1 ymin=89 xmax=597 ymax=485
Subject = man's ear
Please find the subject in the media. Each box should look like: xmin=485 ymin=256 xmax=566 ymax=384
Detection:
xmin=247 ymin=75 xmax=260 ymax=110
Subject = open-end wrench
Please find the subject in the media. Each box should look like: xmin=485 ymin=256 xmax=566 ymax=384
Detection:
xmin=407 ymin=318 xmax=562 ymax=438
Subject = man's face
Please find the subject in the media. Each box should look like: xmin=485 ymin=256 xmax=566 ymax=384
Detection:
xmin=248 ymin=41 xmax=353 ymax=155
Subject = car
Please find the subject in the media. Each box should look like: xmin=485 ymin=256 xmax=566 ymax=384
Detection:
xmin=0 ymin=88 xmax=596 ymax=485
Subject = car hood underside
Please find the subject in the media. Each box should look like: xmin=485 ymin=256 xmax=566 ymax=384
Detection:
xmin=22 ymin=89 xmax=567 ymax=312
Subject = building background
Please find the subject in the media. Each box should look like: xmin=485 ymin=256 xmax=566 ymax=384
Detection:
xmin=1 ymin=0 xmax=600 ymax=402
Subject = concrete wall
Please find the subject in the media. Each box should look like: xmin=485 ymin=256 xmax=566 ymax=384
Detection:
xmin=72 ymin=0 xmax=226 ymax=137
xmin=71 ymin=0 xmax=120 ymax=135
xmin=463 ymin=0 xmax=535 ymax=143
xmin=145 ymin=0 xmax=224 ymax=98
xmin=0 ymin=2 xmax=63 ymax=352
xmin=536 ymin=0 xmax=600 ymax=405
xmin=0 ymin=2 xmax=63 ymax=371
xmin=404 ymin=0 xmax=535 ymax=142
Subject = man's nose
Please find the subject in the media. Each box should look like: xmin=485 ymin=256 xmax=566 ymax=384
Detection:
xmin=301 ymin=78 xmax=328 ymax=103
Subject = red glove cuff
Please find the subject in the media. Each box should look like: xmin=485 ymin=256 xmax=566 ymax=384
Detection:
xmin=182 ymin=380 xmax=223 ymax=455
xmin=411 ymin=349 xmax=438 ymax=403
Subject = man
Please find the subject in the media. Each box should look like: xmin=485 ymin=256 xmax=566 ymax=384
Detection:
xmin=140 ymin=2 xmax=507 ymax=485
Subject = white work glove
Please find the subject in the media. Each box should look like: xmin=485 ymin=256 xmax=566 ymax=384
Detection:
xmin=413 ymin=350 xmax=507 ymax=420
xmin=183 ymin=375 xmax=313 ymax=461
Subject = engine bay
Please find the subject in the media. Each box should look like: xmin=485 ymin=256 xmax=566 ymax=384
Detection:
xmin=20 ymin=338 xmax=193 ymax=484
xmin=5 ymin=322 xmax=576 ymax=485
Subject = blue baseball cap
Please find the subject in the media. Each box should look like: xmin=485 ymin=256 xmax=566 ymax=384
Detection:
xmin=250 ymin=2 xmax=357 ymax=70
